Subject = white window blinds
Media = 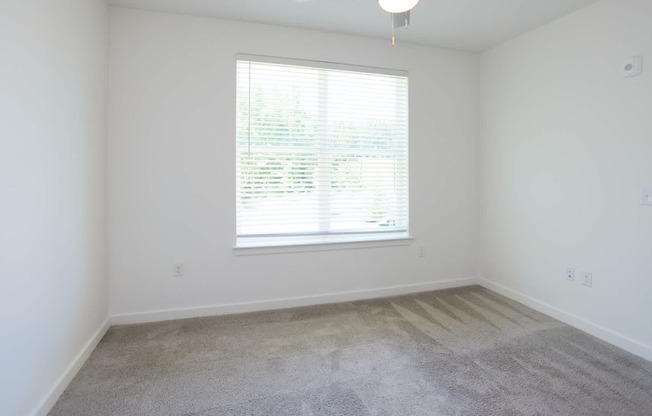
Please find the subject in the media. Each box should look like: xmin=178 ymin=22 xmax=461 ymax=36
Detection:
xmin=236 ymin=55 xmax=409 ymax=247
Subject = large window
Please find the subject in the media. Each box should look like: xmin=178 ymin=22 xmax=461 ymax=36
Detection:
xmin=236 ymin=55 xmax=409 ymax=248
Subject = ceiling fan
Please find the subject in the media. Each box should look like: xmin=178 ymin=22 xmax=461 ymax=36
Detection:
xmin=379 ymin=0 xmax=420 ymax=45
xmin=295 ymin=0 xmax=420 ymax=45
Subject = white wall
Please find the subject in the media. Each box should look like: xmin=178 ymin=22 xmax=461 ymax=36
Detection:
xmin=481 ymin=0 xmax=652 ymax=359
xmin=108 ymin=8 xmax=480 ymax=320
xmin=0 ymin=1 xmax=108 ymax=415
xmin=2 ymin=0 xmax=651 ymax=413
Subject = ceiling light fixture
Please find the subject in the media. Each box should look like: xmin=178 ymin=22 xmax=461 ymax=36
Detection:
xmin=378 ymin=0 xmax=419 ymax=46
xmin=378 ymin=0 xmax=419 ymax=14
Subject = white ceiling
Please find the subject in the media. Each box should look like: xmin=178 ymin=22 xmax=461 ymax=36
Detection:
xmin=108 ymin=0 xmax=598 ymax=51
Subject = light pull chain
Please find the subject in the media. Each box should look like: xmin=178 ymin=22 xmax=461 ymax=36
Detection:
xmin=391 ymin=13 xmax=395 ymax=46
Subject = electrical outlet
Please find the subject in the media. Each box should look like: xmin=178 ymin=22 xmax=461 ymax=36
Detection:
xmin=642 ymin=189 xmax=652 ymax=206
xmin=173 ymin=262 xmax=184 ymax=277
xmin=566 ymin=267 xmax=575 ymax=282
xmin=582 ymin=272 xmax=592 ymax=288
xmin=418 ymin=247 xmax=425 ymax=257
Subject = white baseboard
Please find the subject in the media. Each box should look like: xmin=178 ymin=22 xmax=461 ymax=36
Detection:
xmin=111 ymin=277 xmax=479 ymax=325
xmin=28 ymin=276 xmax=650 ymax=416
xmin=478 ymin=278 xmax=652 ymax=362
xmin=30 ymin=317 xmax=111 ymax=416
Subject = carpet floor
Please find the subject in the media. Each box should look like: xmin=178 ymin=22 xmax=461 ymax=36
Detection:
xmin=49 ymin=286 xmax=652 ymax=415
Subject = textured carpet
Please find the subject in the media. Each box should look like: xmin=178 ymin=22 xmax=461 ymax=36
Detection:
xmin=49 ymin=286 xmax=652 ymax=415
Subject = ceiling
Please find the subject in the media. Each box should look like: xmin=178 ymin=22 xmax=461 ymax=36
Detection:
xmin=108 ymin=0 xmax=598 ymax=51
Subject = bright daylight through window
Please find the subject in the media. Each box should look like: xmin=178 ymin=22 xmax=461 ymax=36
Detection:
xmin=236 ymin=55 xmax=409 ymax=248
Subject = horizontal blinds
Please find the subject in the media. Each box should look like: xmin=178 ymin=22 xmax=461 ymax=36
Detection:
xmin=236 ymin=57 xmax=409 ymax=244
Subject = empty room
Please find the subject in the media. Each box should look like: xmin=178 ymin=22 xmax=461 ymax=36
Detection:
xmin=2 ymin=0 xmax=651 ymax=415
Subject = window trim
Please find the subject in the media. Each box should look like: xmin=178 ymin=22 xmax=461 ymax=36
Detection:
xmin=235 ymin=53 xmax=408 ymax=78
xmin=235 ymin=54 xmax=410 ymax=250
xmin=232 ymin=236 xmax=413 ymax=256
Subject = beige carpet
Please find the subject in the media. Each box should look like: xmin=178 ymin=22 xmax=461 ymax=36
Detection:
xmin=49 ymin=286 xmax=652 ymax=415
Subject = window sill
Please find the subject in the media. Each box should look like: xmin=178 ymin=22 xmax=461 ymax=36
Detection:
xmin=232 ymin=236 xmax=413 ymax=256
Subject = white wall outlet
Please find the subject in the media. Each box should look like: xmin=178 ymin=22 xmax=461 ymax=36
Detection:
xmin=418 ymin=247 xmax=425 ymax=257
xmin=566 ymin=267 xmax=575 ymax=281
xmin=173 ymin=262 xmax=184 ymax=277
xmin=641 ymin=189 xmax=652 ymax=206
xmin=582 ymin=272 xmax=593 ymax=288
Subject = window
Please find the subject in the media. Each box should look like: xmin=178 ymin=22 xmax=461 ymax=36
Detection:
xmin=236 ymin=55 xmax=409 ymax=248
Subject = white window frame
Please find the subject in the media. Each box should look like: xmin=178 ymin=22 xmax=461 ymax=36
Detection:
xmin=234 ymin=54 xmax=411 ymax=254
